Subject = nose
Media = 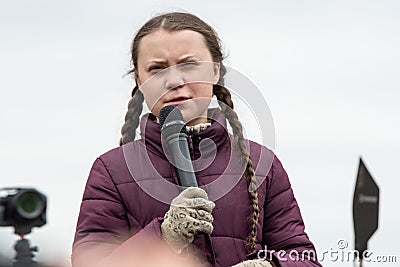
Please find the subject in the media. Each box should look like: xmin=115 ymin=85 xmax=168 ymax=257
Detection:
xmin=165 ymin=66 xmax=185 ymax=90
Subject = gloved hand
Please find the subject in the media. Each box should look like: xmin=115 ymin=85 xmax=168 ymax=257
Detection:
xmin=232 ymin=259 xmax=274 ymax=267
xmin=161 ymin=187 xmax=215 ymax=254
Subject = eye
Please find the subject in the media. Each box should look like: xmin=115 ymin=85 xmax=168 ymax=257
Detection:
xmin=180 ymin=61 xmax=199 ymax=70
xmin=183 ymin=61 xmax=198 ymax=66
xmin=148 ymin=65 xmax=164 ymax=72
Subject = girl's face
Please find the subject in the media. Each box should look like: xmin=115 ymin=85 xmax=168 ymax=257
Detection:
xmin=136 ymin=29 xmax=220 ymax=125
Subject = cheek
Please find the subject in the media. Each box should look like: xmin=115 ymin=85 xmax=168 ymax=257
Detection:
xmin=142 ymin=90 xmax=162 ymax=116
xmin=190 ymin=83 xmax=213 ymax=98
xmin=189 ymin=83 xmax=213 ymax=113
xmin=139 ymin=76 xmax=169 ymax=115
xmin=179 ymin=83 xmax=213 ymax=121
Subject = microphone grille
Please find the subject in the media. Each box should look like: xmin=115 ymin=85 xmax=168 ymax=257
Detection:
xmin=159 ymin=106 xmax=186 ymax=138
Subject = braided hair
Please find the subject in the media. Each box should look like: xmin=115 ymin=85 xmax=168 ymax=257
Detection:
xmin=119 ymin=86 xmax=143 ymax=146
xmin=119 ymin=12 xmax=260 ymax=253
xmin=213 ymin=64 xmax=260 ymax=252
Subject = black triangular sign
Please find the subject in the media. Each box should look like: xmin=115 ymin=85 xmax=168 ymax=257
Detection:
xmin=353 ymin=157 xmax=380 ymax=258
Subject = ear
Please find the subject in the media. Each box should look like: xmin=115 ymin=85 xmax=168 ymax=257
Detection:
xmin=212 ymin=63 xmax=221 ymax=84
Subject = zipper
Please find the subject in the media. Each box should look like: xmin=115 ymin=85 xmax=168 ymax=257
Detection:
xmin=187 ymin=134 xmax=194 ymax=160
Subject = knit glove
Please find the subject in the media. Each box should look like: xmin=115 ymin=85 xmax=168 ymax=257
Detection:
xmin=232 ymin=259 xmax=273 ymax=267
xmin=161 ymin=187 xmax=215 ymax=254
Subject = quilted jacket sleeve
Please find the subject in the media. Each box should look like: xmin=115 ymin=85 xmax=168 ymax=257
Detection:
xmin=71 ymin=157 xmax=184 ymax=267
xmin=260 ymin=156 xmax=322 ymax=267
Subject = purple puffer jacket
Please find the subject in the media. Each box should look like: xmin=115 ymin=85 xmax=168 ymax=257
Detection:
xmin=72 ymin=110 xmax=322 ymax=267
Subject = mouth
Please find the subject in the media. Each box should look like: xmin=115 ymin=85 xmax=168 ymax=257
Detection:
xmin=165 ymin=96 xmax=191 ymax=106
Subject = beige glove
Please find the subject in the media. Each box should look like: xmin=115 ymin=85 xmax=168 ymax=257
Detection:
xmin=232 ymin=259 xmax=274 ymax=267
xmin=161 ymin=187 xmax=215 ymax=254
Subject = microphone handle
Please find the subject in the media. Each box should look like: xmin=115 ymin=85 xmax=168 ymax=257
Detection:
xmin=166 ymin=133 xmax=198 ymax=188
xmin=167 ymin=133 xmax=212 ymax=257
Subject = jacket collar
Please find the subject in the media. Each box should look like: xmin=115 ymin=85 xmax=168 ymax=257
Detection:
xmin=139 ymin=108 xmax=230 ymax=159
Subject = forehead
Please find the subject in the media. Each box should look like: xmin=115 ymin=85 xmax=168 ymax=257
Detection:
xmin=137 ymin=29 xmax=212 ymax=63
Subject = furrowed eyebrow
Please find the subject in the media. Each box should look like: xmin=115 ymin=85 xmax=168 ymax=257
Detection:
xmin=177 ymin=55 xmax=199 ymax=63
xmin=146 ymin=59 xmax=167 ymax=67
xmin=145 ymin=55 xmax=199 ymax=67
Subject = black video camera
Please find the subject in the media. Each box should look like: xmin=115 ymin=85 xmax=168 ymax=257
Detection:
xmin=0 ymin=188 xmax=47 ymax=236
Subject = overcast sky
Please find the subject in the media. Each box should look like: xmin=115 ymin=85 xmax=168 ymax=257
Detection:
xmin=0 ymin=1 xmax=399 ymax=266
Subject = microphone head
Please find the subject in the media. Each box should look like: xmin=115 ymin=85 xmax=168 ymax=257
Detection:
xmin=159 ymin=106 xmax=187 ymax=139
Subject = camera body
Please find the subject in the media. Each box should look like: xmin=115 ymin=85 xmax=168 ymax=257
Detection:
xmin=0 ymin=188 xmax=47 ymax=235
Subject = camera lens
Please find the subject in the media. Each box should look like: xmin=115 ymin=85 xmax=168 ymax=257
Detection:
xmin=16 ymin=191 xmax=44 ymax=220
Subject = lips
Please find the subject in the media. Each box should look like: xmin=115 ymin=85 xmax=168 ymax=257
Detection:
xmin=165 ymin=96 xmax=191 ymax=105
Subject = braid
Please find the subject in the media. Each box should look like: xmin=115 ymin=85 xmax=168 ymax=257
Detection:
xmin=213 ymin=84 xmax=260 ymax=253
xmin=119 ymin=86 xmax=144 ymax=146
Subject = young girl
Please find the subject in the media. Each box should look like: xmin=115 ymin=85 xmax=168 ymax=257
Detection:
xmin=72 ymin=12 xmax=322 ymax=267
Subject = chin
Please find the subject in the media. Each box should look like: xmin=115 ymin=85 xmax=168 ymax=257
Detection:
xmin=180 ymin=106 xmax=209 ymax=126
xmin=156 ymin=99 xmax=211 ymax=125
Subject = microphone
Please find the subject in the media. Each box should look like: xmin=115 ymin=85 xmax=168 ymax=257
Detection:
xmin=159 ymin=106 xmax=198 ymax=188
xmin=159 ymin=107 xmax=213 ymax=250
